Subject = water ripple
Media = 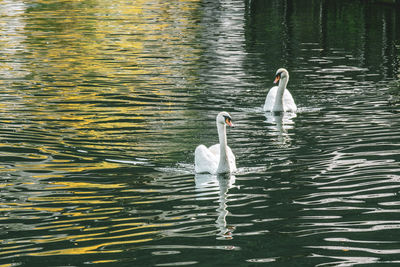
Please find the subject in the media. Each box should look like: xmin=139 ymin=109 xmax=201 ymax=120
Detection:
xmin=1 ymin=0 xmax=400 ymax=266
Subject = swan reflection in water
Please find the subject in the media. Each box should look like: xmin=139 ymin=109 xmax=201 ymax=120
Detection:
xmin=264 ymin=111 xmax=296 ymax=145
xmin=195 ymin=173 xmax=236 ymax=240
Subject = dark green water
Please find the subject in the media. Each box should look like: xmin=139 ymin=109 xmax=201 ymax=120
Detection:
xmin=1 ymin=0 xmax=400 ymax=266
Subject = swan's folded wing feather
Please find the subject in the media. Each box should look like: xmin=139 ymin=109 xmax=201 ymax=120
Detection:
xmin=226 ymin=145 xmax=237 ymax=171
xmin=208 ymin=144 xmax=220 ymax=157
xmin=194 ymin=145 xmax=218 ymax=173
xmin=264 ymin=86 xmax=278 ymax=111
xmin=283 ymin=89 xmax=297 ymax=112
xmin=204 ymin=144 xmax=236 ymax=172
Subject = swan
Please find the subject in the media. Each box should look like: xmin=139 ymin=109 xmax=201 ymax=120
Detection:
xmin=263 ymin=68 xmax=297 ymax=112
xmin=195 ymin=112 xmax=236 ymax=174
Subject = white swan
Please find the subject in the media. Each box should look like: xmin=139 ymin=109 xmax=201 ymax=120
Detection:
xmin=195 ymin=112 xmax=236 ymax=174
xmin=263 ymin=68 xmax=297 ymax=112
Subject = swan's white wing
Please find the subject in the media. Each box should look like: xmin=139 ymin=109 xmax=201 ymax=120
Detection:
xmin=263 ymin=86 xmax=278 ymax=111
xmin=195 ymin=145 xmax=218 ymax=174
xmin=264 ymin=87 xmax=297 ymax=112
xmin=208 ymin=144 xmax=220 ymax=157
xmin=283 ymin=89 xmax=297 ymax=112
xmin=226 ymin=145 xmax=237 ymax=171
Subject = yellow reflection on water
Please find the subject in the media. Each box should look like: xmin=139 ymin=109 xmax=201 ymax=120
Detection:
xmin=0 ymin=204 xmax=63 ymax=213
xmin=24 ymin=224 xmax=164 ymax=256
xmin=35 ymin=224 xmax=75 ymax=231
xmin=1 ymin=0 xmax=202 ymax=174
xmin=1 ymin=0 xmax=202 ymax=261
xmin=90 ymin=260 xmax=118 ymax=264
xmin=28 ymin=196 xmax=115 ymax=205
xmin=76 ymin=230 xmax=159 ymax=243
xmin=16 ymin=159 xmax=124 ymax=174
xmin=63 ymin=208 xmax=122 ymax=217
xmin=27 ymin=238 xmax=154 ymax=256
xmin=48 ymin=181 xmax=125 ymax=190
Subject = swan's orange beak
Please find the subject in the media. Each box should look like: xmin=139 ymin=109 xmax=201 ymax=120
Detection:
xmin=274 ymin=75 xmax=280 ymax=84
xmin=225 ymin=118 xmax=234 ymax=127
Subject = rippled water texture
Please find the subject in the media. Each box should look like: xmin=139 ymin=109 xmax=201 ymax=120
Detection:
xmin=1 ymin=0 xmax=400 ymax=266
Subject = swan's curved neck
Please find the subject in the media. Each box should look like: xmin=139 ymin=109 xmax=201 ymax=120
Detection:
xmin=273 ymin=77 xmax=288 ymax=112
xmin=216 ymin=123 xmax=230 ymax=173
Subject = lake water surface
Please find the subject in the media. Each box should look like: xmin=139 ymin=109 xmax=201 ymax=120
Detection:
xmin=1 ymin=0 xmax=400 ymax=266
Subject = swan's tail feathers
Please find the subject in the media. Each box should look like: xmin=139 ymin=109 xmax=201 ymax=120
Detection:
xmin=194 ymin=145 xmax=218 ymax=174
